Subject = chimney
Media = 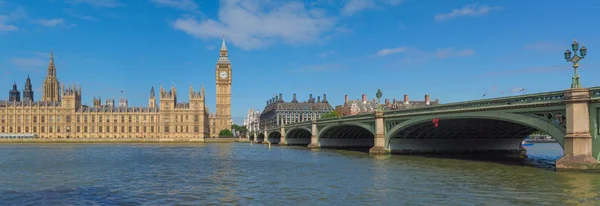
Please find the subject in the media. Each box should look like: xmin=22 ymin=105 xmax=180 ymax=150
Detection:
xmin=317 ymin=96 xmax=321 ymax=103
xmin=345 ymin=94 xmax=349 ymax=104
xmin=404 ymin=94 xmax=409 ymax=104
xmin=362 ymin=94 xmax=367 ymax=103
xmin=292 ymin=93 xmax=298 ymax=103
xmin=279 ymin=93 xmax=283 ymax=102
xmin=322 ymin=94 xmax=328 ymax=103
xmin=385 ymin=98 xmax=391 ymax=107
xmin=425 ymin=94 xmax=431 ymax=105
xmin=309 ymin=94 xmax=313 ymax=102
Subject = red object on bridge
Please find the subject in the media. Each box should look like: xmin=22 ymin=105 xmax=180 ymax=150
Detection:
xmin=432 ymin=118 xmax=439 ymax=128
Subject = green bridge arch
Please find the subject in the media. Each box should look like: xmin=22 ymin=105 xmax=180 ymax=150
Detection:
xmin=386 ymin=112 xmax=566 ymax=150
xmin=285 ymin=127 xmax=311 ymax=138
xmin=318 ymin=122 xmax=375 ymax=139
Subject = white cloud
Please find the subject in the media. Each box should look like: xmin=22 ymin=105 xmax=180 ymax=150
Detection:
xmin=64 ymin=8 xmax=96 ymax=21
xmin=66 ymin=0 xmax=124 ymax=8
xmin=37 ymin=18 xmax=65 ymax=27
xmin=340 ymin=0 xmax=403 ymax=16
xmin=172 ymin=0 xmax=337 ymax=50
xmin=319 ymin=50 xmax=335 ymax=57
xmin=436 ymin=47 xmax=475 ymax=58
xmin=376 ymin=46 xmax=407 ymax=56
xmin=11 ymin=58 xmax=46 ymax=72
xmin=151 ymin=0 xmax=198 ymax=12
xmin=435 ymin=4 xmax=501 ymax=21
xmin=0 ymin=4 xmax=27 ymax=32
xmin=340 ymin=0 xmax=377 ymax=16
xmin=0 ymin=23 xmax=17 ymax=31
xmin=523 ymin=42 xmax=563 ymax=53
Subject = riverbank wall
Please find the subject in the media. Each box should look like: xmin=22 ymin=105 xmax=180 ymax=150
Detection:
xmin=0 ymin=138 xmax=249 ymax=144
xmin=524 ymin=139 xmax=558 ymax=143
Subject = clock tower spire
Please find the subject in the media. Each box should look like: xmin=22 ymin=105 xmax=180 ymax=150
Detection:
xmin=215 ymin=34 xmax=232 ymax=136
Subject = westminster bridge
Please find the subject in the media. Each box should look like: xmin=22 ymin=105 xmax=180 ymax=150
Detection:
xmin=252 ymin=87 xmax=600 ymax=171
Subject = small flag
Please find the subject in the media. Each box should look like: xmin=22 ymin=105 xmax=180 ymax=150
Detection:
xmin=482 ymin=94 xmax=486 ymax=97
xmin=121 ymin=90 xmax=123 ymax=93
xmin=432 ymin=118 xmax=440 ymax=128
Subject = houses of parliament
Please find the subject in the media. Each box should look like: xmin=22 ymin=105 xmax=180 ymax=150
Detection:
xmin=0 ymin=38 xmax=233 ymax=139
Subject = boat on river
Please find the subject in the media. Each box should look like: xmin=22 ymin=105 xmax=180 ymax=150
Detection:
xmin=521 ymin=140 xmax=533 ymax=147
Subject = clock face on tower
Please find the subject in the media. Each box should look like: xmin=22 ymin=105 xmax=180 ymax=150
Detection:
xmin=219 ymin=71 xmax=228 ymax=79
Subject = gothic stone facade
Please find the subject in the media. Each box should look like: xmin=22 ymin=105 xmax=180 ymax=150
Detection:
xmin=0 ymin=52 xmax=210 ymax=139
xmin=260 ymin=93 xmax=333 ymax=129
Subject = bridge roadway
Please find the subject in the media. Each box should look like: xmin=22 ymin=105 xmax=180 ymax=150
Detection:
xmin=251 ymin=87 xmax=600 ymax=171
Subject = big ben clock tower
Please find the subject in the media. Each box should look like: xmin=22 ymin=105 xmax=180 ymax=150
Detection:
xmin=215 ymin=35 xmax=232 ymax=135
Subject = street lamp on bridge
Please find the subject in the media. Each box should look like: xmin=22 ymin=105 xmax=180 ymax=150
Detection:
xmin=564 ymin=39 xmax=588 ymax=88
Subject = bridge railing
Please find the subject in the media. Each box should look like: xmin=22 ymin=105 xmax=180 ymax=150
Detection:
xmin=589 ymin=87 xmax=600 ymax=100
xmin=318 ymin=113 xmax=374 ymax=123
xmin=384 ymin=90 xmax=566 ymax=116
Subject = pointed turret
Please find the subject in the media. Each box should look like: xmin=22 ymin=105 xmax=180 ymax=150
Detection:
xmin=201 ymin=83 xmax=205 ymax=97
xmin=150 ymin=86 xmax=155 ymax=98
xmin=23 ymin=75 xmax=34 ymax=102
xmin=9 ymin=82 xmax=20 ymax=102
xmin=217 ymin=34 xmax=230 ymax=64
xmin=220 ymin=34 xmax=227 ymax=51
xmin=42 ymin=51 xmax=61 ymax=102
xmin=149 ymin=86 xmax=156 ymax=108
xmin=48 ymin=51 xmax=56 ymax=77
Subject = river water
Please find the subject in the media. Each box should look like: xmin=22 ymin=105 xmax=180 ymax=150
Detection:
xmin=0 ymin=143 xmax=599 ymax=205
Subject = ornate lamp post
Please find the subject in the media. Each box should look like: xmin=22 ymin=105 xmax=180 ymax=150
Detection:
xmin=564 ymin=39 xmax=588 ymax=88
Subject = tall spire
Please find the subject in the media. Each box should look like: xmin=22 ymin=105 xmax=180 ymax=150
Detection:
xmin=201 ymin=83 xmax=205 ymax=96
xmin=47 ymin=51 xmax=56 ymax=77
xmin=220 ymin=34 xmax=227 ymax=51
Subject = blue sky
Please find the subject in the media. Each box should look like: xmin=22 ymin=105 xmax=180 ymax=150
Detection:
xmin=1 ymin=0 xmax=600 ymax=124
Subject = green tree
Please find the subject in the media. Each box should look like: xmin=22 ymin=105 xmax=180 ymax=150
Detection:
xmin=231 ymin=124 xmax=248 ymax=133
xmin=321 ymin=111 xmax=339 ymax=118
xmin=219 ymin=129 xmax=234 ymax=137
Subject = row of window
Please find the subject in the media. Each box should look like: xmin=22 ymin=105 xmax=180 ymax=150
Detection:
xmin=1 ymin=125 xmax=203 ymax=133
xmin=0 ymin=115 xmax=202 ymax=123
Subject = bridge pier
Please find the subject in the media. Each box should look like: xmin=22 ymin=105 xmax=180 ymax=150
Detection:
xmin=262 ymin=130 xmax=269 ymax=144
xmin=308 ymin=120 xmax=320 ymax=148
xmin=279 ymin=126 xmax=287 ymax=145
xmin=369 ymin=111 xmax=388 ymax=154
xmin=556 ymin=88 xmax=600 ymax=171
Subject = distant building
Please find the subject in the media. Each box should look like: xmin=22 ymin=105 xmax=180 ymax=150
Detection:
xmin=387 ymin=94 xmax=440 ymax=110
xmin=209 ymin=113 xmax=217 ymax=138
xmin=260 ymin=93 xmax=334 ymax=129
xmin=243 ymin=107 xmax=261 ymax=135
xmin=1 ymin=52 xmax=210 ymax=139
xmin=334 ymin=105 xmax=343 ymax=116
xmin=342 ymin=94 xmax=378 ymax=116
xmin=342 ymin=94 xmax=440 ymax=116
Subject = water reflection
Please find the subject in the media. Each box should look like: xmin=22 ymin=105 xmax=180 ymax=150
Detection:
xmin=367 ymin=154 xmax=391 ymax=204
xmin=0 ymin=143 xmax=599 ymax=205
xmin=560 ymin=172 xmax=600 ymax=205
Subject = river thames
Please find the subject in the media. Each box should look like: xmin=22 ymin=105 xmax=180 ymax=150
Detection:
xmin=0 ymin=143 xmax=598 ymax=205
